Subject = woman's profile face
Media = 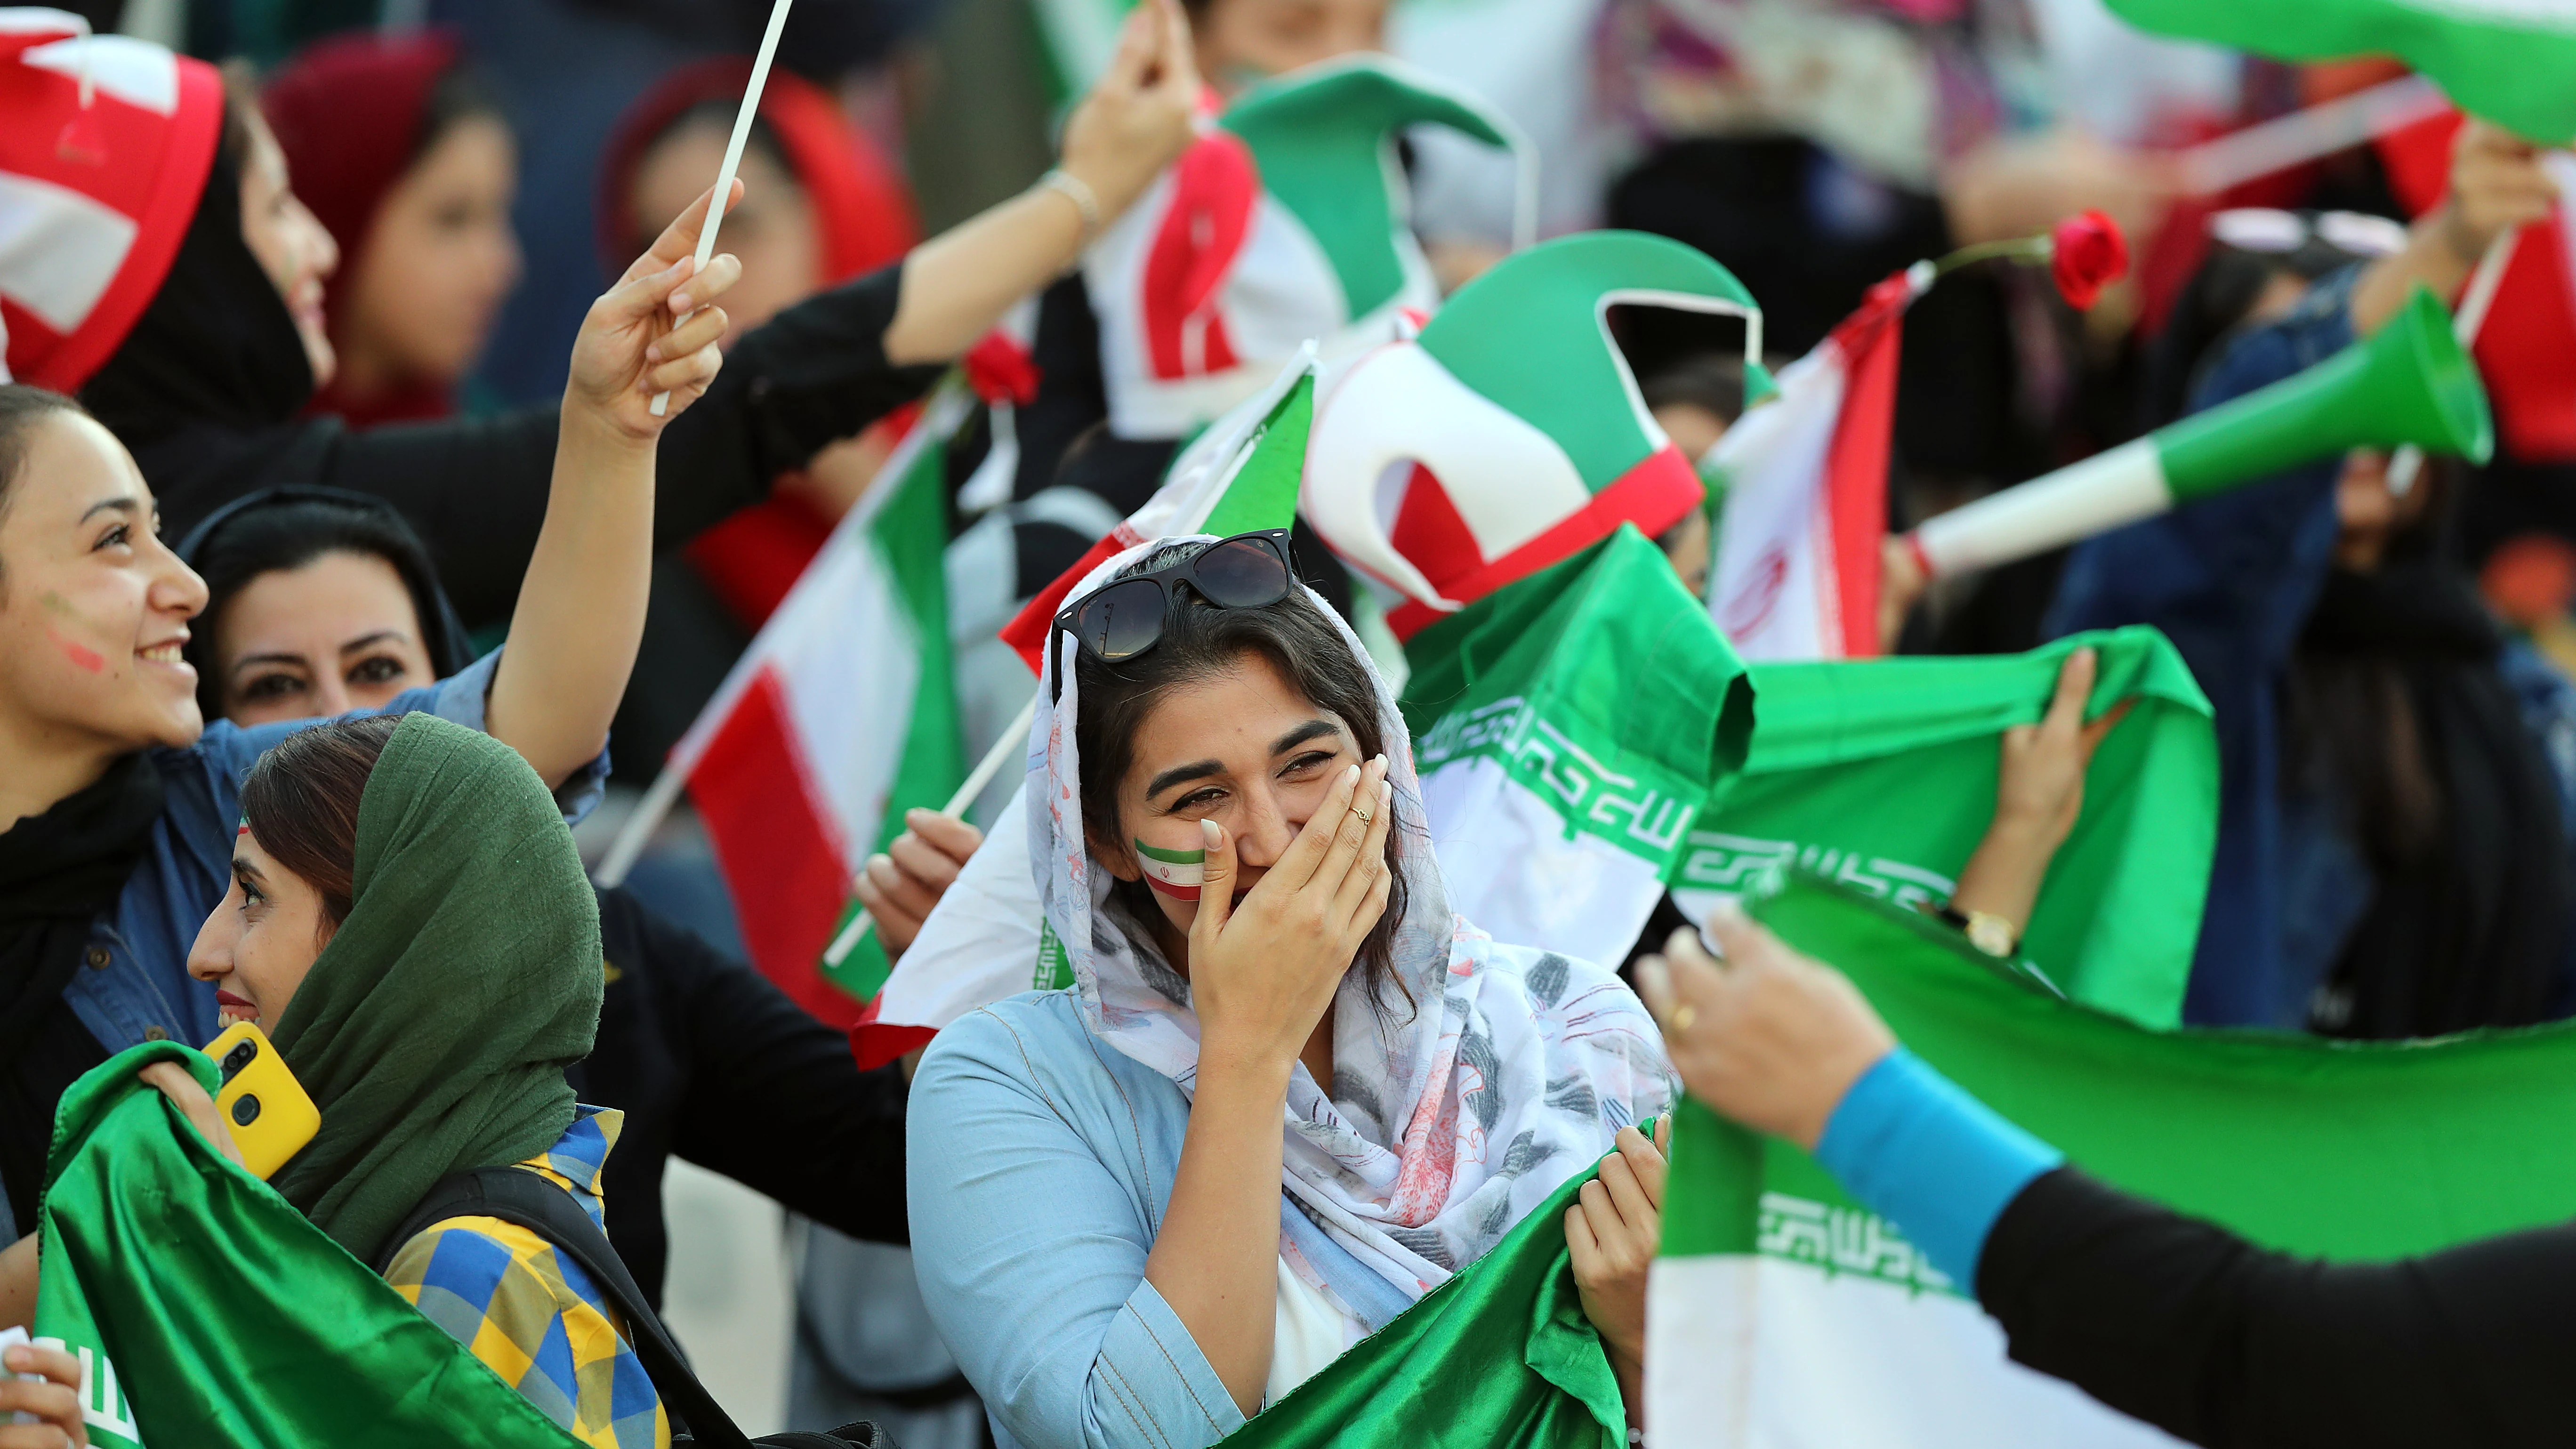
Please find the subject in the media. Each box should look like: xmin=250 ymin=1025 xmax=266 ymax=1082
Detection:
xmin=188 ymin=828 xmax=331 ymax=1034
xmin=630 ymin=120 xmax=817 ymax=342
xmin=0 ymin=413 xmax=210 ymax=760
xmin=339 ymin=113 xmax=522 ymax=391
xmin=235 ymin=106 xmax=342 ymax=388
xmin=214 ymin=551 xmax=436 ymax=726
xmin=1102 ymin=650 xmax=1362 ymax=940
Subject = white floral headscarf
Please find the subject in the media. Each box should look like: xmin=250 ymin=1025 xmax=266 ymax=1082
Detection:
xmin=1028 ymin=536 xmax=1676 ymax=1298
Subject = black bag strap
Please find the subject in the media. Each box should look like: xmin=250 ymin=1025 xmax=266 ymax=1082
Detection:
xmin=374 ymin=1166 xmax=754 ymax=1449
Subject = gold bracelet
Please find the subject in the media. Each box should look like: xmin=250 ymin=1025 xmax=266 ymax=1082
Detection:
xmin=1039 ymin=168 xmax=1102 ymax=248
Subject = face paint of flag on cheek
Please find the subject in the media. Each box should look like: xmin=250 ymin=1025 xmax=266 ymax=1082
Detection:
xmin=1135 ymin=839 xmax=1205 ymax=901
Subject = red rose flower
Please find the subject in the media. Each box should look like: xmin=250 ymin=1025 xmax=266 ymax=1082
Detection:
xmin=2048 ymin=209 xmax=2130 ymax=311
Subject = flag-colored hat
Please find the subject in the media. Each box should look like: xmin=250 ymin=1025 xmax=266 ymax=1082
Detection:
xmin=1083 ymin=53 xmax=1526 ymax=439
xmin=0 ymin=9 xmax=224 ymax=392
xmin=1302 ymin=229 xmax=1764 ymax=637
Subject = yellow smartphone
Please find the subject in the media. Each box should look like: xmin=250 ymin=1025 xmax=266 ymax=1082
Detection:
xmin=203 ymin=1021 xmax=320 ymax=1180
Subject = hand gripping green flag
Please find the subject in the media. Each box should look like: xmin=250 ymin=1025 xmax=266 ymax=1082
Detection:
xmin=1220 ymin=1127 xmax=1653 ymax=1449
xmin=1682 ymin=627 xmax=2216 ymax=1028
xmin=2106 ymin=0 xmax=2576 ymax=145
xmin=1648 ymin=869 xmax=2576 ymax=1449
xmin=33 ymin=1043 xmax=580 ymax=1449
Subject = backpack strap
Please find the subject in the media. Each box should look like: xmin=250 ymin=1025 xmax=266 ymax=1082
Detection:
xmin=374 ymin=1166 xmax=754 ymax=1449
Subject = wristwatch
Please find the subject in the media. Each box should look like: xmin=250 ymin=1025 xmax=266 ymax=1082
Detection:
xmin=1929 ymin=901 xmax=2020 ymax=958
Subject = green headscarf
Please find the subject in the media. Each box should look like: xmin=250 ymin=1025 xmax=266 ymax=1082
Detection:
xmin=267 ymin=713 xmax=603 ymax=1264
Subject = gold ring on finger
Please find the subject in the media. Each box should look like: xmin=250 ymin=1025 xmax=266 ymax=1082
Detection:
xmin=1352 ymin=804 xmax=1374 ymax=821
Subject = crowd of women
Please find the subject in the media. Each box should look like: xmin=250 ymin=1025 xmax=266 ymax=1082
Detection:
xmin=1 ymin=0 xmax=2572 ymax=1446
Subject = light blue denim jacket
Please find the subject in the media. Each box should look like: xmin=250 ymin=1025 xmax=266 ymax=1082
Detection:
xmin=1 ymin=651 xmax=605 ymax=1228
xmin=908 ymin=990 xmax=1419 ymax=1449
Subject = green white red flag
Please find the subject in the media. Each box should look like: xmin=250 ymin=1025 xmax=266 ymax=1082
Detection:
xmin=1650 ymin=866 xmax=2576 ymax=1447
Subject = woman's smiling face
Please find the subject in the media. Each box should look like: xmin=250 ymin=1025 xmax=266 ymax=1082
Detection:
xmin=187 ymin=828 xmax=332 ymax=1034
xmin=1102 ymin=650 xmax=1362 ymax=940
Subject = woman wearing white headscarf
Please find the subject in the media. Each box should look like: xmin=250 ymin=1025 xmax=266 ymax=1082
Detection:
xmin=906 ymin=530 xmax=1677 ymax=1448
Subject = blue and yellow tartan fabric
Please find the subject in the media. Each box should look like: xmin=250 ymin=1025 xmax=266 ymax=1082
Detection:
xmin=383 ymin=1106 xmax=670 ymax=1449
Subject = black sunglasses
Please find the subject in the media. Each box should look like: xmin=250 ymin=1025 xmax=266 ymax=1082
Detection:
xmin=1054 ymin=530 xmax=1298 ymax=674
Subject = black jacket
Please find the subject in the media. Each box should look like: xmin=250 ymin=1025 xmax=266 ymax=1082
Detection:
xmin=573 ymin=886 xmax=909 ymax=1308
xmin=82 ymin=145 xmax=944 ymax=636
xmin=1978 ymin=1167 xmax=2576 ymax=1448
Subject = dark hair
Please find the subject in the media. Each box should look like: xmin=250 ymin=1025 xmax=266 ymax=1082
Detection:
xmin=1642 ymin=353 xmax=1749 ymax=430
xmin=1072 ymin=544 xmax=1414 ymax=1020
xmin=414 ymin=62 xmax=504 ymax=166
xmin=240 ymin=713 xmax=403 ymax=929
xmin=177 ymin=491 xmax=473 ymax=723
xmin=0 ymin=386 xmax=89 ymax=533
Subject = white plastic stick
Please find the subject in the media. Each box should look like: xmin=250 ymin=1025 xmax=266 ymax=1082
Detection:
xmin=2388 ymin=227 xmax=2519 ymax=497
xmin=649 ymin=0 xmax=797 ymax=417
xmin=2178 ymin=75 xmax=2447 ymax=196
xmin=822 ymin=688 xmax=1040 ymax=968
xmin=590 ymin=764 xmax=686 ymax=891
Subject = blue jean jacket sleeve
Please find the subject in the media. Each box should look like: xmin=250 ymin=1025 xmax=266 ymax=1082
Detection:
xmin=908 ymin=1006 xmax=1247 ymax=1449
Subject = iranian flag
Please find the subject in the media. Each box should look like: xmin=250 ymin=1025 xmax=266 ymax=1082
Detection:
xmin=1398 ymin=526 xmax=1754 ymax=969
xmin=1707 ymin=269 xmax=1914 ymax=661
xmin=668 ymin=386 xmax=969 ymax=1028
xmin=1694 ymin=629 xmax=2216 ymax=1028
xmin=2107 ymin=0 xmax=2576 ymax=147
xmin=853 ymin=357 xmax=1318 ymax=1067
xmin=38 ymin=1044 xmax=587 ymax=1448
xmin=1648 ymin=866 xmax=2576 ymax=1448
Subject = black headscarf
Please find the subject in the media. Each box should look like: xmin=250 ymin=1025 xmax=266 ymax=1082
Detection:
xmin=2294 ymin=561 xmax=2576 ymax=1038
xmin=0 ymin=755 xmax=166 ymax=1234
xmin=175 ymin=486 xmax=476 ymax=721
xmin=79 ymin=110 xmax=315 ymax=452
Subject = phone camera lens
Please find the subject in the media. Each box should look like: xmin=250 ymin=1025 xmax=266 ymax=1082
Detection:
xmin=231 ymin=1094 xmax=261 ymax=1127
xmin=221 ymin=1040 xmax=257 ymax=1079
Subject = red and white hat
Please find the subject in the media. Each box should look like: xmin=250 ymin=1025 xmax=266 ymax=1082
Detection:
xmin=0 ymin=9 xmax=223 ymax=391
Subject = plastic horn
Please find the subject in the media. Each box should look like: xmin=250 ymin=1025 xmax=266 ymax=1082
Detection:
xmin=1906 ymin=286 xmax=2492 ymax=579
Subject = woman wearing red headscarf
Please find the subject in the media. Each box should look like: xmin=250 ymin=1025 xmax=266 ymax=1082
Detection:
xmin=262 ymin=32 xmax=522 ymax=429
xmin=600 ymin=58 xmax=918 ymax=631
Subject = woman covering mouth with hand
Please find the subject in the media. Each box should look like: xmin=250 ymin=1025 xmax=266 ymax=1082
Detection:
xmin=907 ymin=531 xmax=1678 ymax=1448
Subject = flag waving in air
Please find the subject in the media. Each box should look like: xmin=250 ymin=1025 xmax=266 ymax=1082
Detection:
xmin=1650 ymin=867 xmax=2576 ymax=1449
xmin=1707 ymin=268 xmax=1916 ymax=661
xmin=667 ymin=386 xmax=970 ymax=1027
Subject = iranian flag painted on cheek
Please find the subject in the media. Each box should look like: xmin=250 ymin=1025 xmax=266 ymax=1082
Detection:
xmin=1135 ymin=839 xmax=1204 ymax=901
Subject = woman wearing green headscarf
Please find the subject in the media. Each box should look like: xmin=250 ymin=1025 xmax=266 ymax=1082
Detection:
xmin=153 ymin=710 xmax=657 ymax=1449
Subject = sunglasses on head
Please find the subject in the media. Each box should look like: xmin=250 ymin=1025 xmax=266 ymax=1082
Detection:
xmin=2209 ymin=208 xmax=2408 ymax=261
xmin=1054 ymin=530 xmax=1299 ymax=678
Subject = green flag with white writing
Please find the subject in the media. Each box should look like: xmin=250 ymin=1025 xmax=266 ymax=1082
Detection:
xmin=1687 ymin=627 xmax=2215 ymax=1028
xmin=1649 ymin=867 xmax=2576 ymax=1446
xmin=34 ymin=1043 xmax=579 ymax=1448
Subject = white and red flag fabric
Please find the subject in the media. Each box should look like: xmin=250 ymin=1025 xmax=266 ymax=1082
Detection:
xmin=0 ymin=10 xmax=223 ymax=391
xmin=668 ymin=386 xmax=969 ymax=1029
xmin=1705 ymin=267 xmax=1916 ymax=661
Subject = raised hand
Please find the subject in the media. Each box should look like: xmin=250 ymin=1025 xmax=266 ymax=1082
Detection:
xmin=1187 ymin=755 xmax=1394 ymax=1072
xmin=566 ymin=181 xmax=747 ymax=442
xmin=1058 ymin=0 xmax=1202 ymax=222
xmin=2443 ymin=119 xmax=2560 ymax=263
xmin=859 ymin=809 xmax=988 ymax=960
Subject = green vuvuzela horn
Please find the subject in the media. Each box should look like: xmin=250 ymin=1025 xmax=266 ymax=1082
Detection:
xmin=1908 ymin=285 xmax=2492 ymax=578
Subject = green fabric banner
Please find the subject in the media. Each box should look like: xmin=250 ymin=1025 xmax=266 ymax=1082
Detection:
xmin=1401 ymin=527 xmax=1754 ymax=969
xmin=1222 ymin=1133 xmax=1646 ymax=1449
xmin=1648 ymin=869 xmax=2576 ymax=1447
xmin=2107 ymin=0 xmax=2576 ymax=145
xmin=33 ymin=1043 xmax=580 ymax=1449
xmin=1687 ymin=627 xmax=2215 ymax=1028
